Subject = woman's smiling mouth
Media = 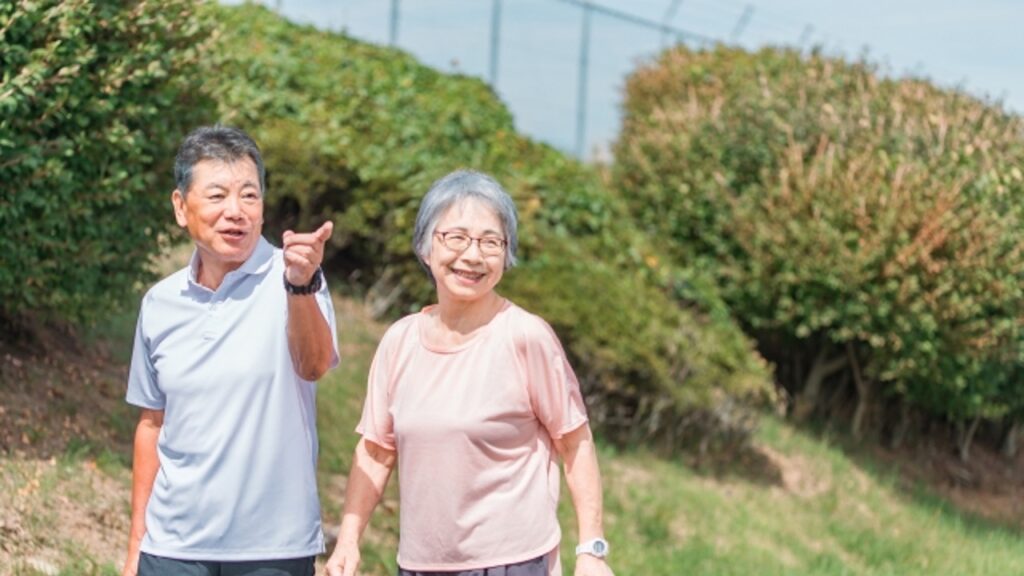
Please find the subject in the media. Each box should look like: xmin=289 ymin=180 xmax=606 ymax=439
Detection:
xmin=452 ymin=268 xmax=484 ymax=281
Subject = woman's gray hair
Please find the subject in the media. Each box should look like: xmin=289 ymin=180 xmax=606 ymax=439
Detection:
xmin=174 ymin=125 xmax=266 ymax=198
xmin=412 ymin=170 xmax=518 ymax=280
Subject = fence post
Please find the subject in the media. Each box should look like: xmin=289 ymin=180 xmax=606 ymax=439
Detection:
xmin=661 ymin=0 xmax=683 ymax=47
xmin=389 ymin=0 xmax=400 ymax=46
xmin=489 ymin=0 xmax=503 ymax=86
xmin=730 ymin=4 xmax=754 ymax=42
xmin=798 ymin=24 xmax=814 ymax=48
xmin=575 ymin=2 xmax=592 ymax=158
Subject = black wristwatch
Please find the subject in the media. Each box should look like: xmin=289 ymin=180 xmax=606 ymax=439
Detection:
xmin=284 ymin=267 xmax=323 ymax=295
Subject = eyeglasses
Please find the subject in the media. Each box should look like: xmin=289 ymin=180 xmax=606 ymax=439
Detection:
xmin=434 ymin=230 xmax=507 ymax=256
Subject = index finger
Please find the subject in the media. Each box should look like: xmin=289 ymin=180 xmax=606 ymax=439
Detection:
xmin=316 ymin=221 xmax=334 ymax=242
xmin=283 ymin=225 xmax=332 ymax=248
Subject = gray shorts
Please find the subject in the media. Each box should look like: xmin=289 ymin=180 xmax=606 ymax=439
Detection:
xmin=138 ymin=552 xmax=315 ymax=576
xmin=397 ymin=553 xmax=548 ymax=576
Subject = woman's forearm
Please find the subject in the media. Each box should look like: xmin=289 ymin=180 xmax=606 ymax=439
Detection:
xmin=555 ymin=424 xmax=605 ymax=541
xmin=336 ymin=437 xmax=397 ymax=546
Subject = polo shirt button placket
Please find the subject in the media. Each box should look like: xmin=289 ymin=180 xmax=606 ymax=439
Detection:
xmin=203 ymin=298 xmax=221 ymax=341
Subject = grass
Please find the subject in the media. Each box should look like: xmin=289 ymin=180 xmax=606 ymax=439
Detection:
xmin=5 ymin=294 xmax=1024 ymax=575
xmin=313 ymin=298 xmax=1024 ymax=576
xmin=0 ymin=456 xmax=125 ymax=575
xmin=315 ymin=298 xmax=401 ymax=575
xmin=577 ymin=417 xmax=1024 ymax=575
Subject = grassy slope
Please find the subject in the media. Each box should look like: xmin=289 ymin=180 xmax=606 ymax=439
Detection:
xmin=3 ymin=294 xmax=1024 ymax=575
xmin=314 ymin=298 xmax=1024 ymax=576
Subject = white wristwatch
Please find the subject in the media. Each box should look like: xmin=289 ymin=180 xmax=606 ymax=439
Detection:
xmin=575 ymin=537 xmax=610 ymax=558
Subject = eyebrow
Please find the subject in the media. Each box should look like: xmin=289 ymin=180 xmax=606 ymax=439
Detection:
xmin=442 ymin=226 xmax=504 ymax=236
xmin=203 ymin=180 xmax=260 ymax=192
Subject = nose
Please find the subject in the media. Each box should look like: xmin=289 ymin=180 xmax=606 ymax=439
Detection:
xmin=223 ymin=194 xmax=243 ymax=219
xmin=459 ymin=239 xmax=485 ymax=261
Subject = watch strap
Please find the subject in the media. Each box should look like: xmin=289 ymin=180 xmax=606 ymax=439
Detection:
xmin=284 ymin=267 xmax=323 ymax=295
xmin=575 ymin=537 xmax=609 ymax=558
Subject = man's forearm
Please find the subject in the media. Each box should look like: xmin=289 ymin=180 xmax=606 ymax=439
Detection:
xmin=127 ymin=411 xmax=162 ymax=558
xmin=282 ymin=222 xmax=336 ymax=382
xmin=287 ymin=294 xmax=334 ymax=381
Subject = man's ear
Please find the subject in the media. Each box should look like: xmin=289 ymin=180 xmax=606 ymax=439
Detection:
xmin=171 ymin=189 xmax=188 ymax=228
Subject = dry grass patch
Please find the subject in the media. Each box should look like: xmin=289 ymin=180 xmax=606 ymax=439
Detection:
xmin=0 ymin=457 xmax=128 ymax=575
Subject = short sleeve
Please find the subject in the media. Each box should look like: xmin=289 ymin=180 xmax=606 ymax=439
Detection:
xmin=355 ymin=327 xmax=397 ymax=450
xmin=125 ymin=297 xmax=166 ymax=409
xmin=517 ymin=314 xmax=588 ymax=439
xmin=315 ymin=278 xmax=341 ymax=371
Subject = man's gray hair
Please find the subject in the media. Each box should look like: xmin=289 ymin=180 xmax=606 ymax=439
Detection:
xmin=174 ymin=125 xmax=266 ymax=197
xmin=412 ymin=170 xmax=519 ymax=280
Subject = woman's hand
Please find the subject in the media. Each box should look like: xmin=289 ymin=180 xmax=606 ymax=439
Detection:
xmin=323 ymin=540 xmax=361 ymax=576
xmin=323 ymin=438 xmax=397 ymax=576
xmin=575 ymin=554 xmax=614 ymax=576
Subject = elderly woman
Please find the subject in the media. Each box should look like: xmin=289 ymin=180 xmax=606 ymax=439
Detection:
xmin=324 ymin=170 xmax=613 ymax=576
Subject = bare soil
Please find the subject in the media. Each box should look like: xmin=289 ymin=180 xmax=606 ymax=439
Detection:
xmin=1 ymin=322 xmax=134 ymax=574
xmin=868 ymin=437 xmax=1024 ymax=531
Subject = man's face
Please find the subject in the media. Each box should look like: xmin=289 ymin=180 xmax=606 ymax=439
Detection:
xmin=172 ymin=158 xmax=264 ymax=275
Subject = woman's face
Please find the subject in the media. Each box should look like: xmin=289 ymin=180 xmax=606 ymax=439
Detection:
xmin=427 ymin=198 xmax=507 ymax=304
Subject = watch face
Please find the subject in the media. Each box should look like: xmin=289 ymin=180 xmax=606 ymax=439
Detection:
xmin=593 ymin=540 xmax=607 ymax=554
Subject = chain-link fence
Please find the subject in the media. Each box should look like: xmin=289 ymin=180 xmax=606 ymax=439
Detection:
xmin=232 ymin=0 xmax=821 ymax=160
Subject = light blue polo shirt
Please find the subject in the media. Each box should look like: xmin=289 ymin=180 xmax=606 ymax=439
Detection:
xmin=126 ymin=236 xmax=339 ymax=561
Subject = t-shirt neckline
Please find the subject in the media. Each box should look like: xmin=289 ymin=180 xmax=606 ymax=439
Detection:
xmin=416 ymin=299 xmax=510 ymax=354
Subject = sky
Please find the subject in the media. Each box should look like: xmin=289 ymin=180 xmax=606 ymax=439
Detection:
xmin=225 ymin=0 xmax=1023 ymax=161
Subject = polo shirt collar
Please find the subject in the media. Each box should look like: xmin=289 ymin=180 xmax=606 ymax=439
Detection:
xmin=183 ymin=236 xmax=276 ymax=290
xmin=236 ymin=236 xmax=275 ymax=276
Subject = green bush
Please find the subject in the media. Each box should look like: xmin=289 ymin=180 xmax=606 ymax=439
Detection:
xmin=0 ymin=0 xmax=215 ymax=323
xmin=615 ymin=45 xmax=1024 ymax=445
xmin=204 ymin=4 xmax=771 ymax=446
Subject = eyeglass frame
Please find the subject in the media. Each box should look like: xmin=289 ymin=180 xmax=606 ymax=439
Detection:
xmin=433 ymin=229 xmax=508 ymax=256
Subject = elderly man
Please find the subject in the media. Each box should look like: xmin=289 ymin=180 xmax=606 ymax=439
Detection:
xmin=122 ymin=125 xmax=338 ymax=576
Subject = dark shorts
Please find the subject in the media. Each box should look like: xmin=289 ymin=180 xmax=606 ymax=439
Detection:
xmin=138 ymin=552 xmax=315 ymax=576
xmin=397 ymin=553 xmax=548 ymax=576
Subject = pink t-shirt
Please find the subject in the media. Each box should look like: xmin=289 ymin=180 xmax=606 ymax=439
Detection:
xmin=356 ymin=300 xmax=588 ymax=572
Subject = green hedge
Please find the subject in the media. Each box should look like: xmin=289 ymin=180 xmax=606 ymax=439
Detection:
xmin=205 ymin=4 xmax=771 ymax=445
xmin=615 ymin=45 xmax=1024 ymax=444
xmin=0 ymin=0 xmax=215 ymax=323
